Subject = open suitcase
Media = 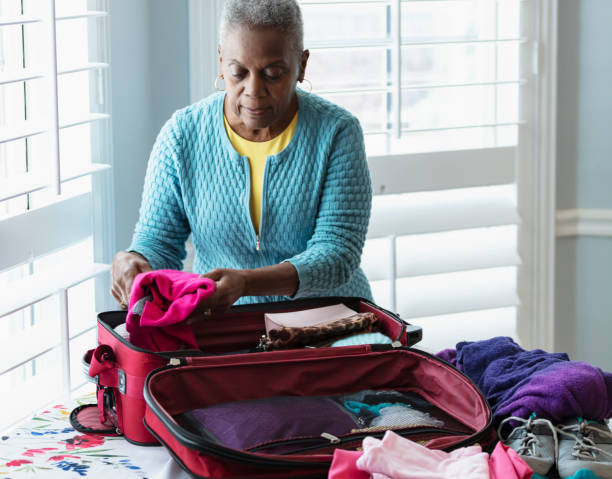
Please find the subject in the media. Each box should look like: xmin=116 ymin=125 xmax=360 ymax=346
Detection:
xmin=71 ymin=297 xmax=423 ymax=445
xmin=145 ymin=345 xmax=495 ymax=478
xmin=72 ymin=297 xmax=495 ymax=478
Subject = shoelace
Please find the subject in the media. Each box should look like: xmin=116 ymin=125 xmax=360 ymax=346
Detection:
xmin=498 ymin=415 xmax=559 ymax=461
xmin=555 ymin=420 xmax=612 ymax=461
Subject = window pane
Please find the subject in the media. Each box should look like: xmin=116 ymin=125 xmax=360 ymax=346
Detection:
xmin=366 ymin=125 xmax=517 ymax=156
xmin=308 ymin=47 xmax=388 ymax=91
xmin=60 ymin=123 xmax=93 ymax=172
xmin=0 ymin=135 xmax=28 ymax=219
xmin=402 ymin=42 xmax=520 ymax=86
xmin=32 ymin=236 xmax=93 ymax=275
xmin=70 ymin=328 xmax=96 ymax=390
xmin=57 ymin=70 xmax=91 ymax=123
xmin=0 ymin=347 xmax=62 ymax=431
xmin=68 ymin=277 xmax=97 ymax=338
xmin=302 ymin=3 xmax=388 ymax=44
xmin=496 ymin=0 xmax=520 ymax=38
xmin=401 ymin=0 xmax=497 ymax=42
xmin=0 ymin=24 xmax=25 ymax=70
xmin=318 ymin=91 xmax=388 ymax=132
xmin=0 ymin=81 xmax=26 ymax=123
xmin=364 ymin=132 xmax=390 ymax=156
xmin=55 ymin=0 xmax=89 ymax=17
xmin=56 ymin=18 xmax=89 ymax=70
xmin=401 ymin=84 xmax=519 ymax=131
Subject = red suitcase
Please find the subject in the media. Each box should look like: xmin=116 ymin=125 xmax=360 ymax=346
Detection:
xmin=71 ymin=297 xmax=422 ymax=445
xmin=143 ymin=344 xmax=494 ymax=478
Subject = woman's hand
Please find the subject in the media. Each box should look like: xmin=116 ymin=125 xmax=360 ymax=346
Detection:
xmin=111 ymin=251 xmax=152 ymax=309
xmin=189 ymin=263 xmax=298 ymax=322
xmin=199 ymin=268 xmax=247 ymax=314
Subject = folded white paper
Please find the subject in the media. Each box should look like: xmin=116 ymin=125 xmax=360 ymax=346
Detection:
xmin=264 ymin=303 xmax=358 ymax=333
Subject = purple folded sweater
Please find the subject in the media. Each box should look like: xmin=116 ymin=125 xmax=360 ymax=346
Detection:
xmin=438 ymin=337 xmax=612 ymax=423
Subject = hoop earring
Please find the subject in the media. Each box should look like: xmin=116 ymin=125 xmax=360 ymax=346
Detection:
xmin=214 ymin=74 xmax=225 ymax=91
xmin=299 ymin=78 xmax=312 ymax=93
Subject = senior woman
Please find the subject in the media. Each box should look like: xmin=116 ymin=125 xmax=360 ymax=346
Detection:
xmin=111 ymin=0 xmax=373 ymax=312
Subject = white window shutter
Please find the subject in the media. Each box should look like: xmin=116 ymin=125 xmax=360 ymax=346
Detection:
xmin=0 ymin=0 xmax=111 ymax=430
xmin=300 ymin=0 xmax=528 ymax=351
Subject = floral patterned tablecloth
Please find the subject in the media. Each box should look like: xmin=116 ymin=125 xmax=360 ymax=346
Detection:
xmin=0 ymin=392 xmax=172 ymax=478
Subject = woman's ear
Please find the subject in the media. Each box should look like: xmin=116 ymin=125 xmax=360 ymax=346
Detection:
xmin=298 ymin=49 xmax=310 ymax=82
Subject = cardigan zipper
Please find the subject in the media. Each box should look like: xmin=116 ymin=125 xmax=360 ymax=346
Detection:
xmin=242 ymin=156 xmax=260 ymax=252
xmin=256 ymin=155 xmax=272 ymax=252
xmin=242 ymin=155 xmax=269 ymax=252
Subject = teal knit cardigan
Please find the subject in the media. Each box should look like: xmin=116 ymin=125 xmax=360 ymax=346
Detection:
xmin=129 ymin=90 xmax=373 ymax=304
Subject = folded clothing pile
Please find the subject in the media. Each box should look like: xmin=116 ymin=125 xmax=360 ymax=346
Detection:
xmin=437 ymin=336 xmax=612 ymax=424
xmin=437 ymin=336 xmax=612 ymax=478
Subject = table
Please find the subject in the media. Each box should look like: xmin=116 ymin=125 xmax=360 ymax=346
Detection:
xmin=0 ymin=392 xmax=189 ymax=479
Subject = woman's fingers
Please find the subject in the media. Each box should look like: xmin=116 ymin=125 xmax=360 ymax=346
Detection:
xmin=200 ymin=268 xmax=223 ymax=282
xmin=110 ymin=251 xmax=152 ymax=309
xmin=110 ymin=284 xmax=123 ymax=304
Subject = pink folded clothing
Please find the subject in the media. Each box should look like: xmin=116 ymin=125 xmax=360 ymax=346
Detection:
xmin=328 ymin=449 xmax=369 ymax=479
xmin=356 ymin=430 xmax=490 ymax=479
xmin=489 ymin=442 xmax=533 ymax=479
xmin=126 ymin=270 xmax=216 ymax=351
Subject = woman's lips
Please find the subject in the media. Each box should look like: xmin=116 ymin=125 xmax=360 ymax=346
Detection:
xmin=242 ymin=106 xmax=270 ymax=116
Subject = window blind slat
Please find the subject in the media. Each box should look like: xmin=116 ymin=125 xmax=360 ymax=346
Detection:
xmin=367 ymin=184 xmax=518 ymax=239
xmin=368 ymin=146 xmax=515 ymax=195
xmin=59 ymin=113 xmax=110 ymax=130
xmin=0 ymin=63 xmax=109 ymax=85
xmin=0 ymin=163 xmax=111 ymax=202
xmin=0 ymin=342 xmax=56 ymax=377
xmin=0 ymin=15 xmax=42 ymax=26
xmin=307 ymin=37 xmax=526 ymax=50
xmin=409 ymin=307 xmax=517 ymax=354
xmin=400 ymin=121 xmax=524 ymax=134
xmin=315 ymin=79 xmax=526 ymax=96
xmin=58 ymin=62 xmax=109 ymax=75
xmin=0 ymin=193 xmax=94 ymax=271
xmin=0 ymin=325 xmax=59 ymax=376
xmin=0 ymin=263 xmax=109 ymax=318
xmin=55 ymin=11 xmax=108 ymax=21
xmin=361 ymin=225 xmax=520 ymax=281
xmin=0 ymin=120 xmax=46 ymax=144
xmin=0 ymin=68 xmax=44 ymax=85
xmin=370 ymin=266 xmax=519 ymax=319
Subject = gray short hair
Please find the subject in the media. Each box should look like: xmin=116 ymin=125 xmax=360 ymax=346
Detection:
xmin=219 ymin=0 xmax=304 ymax=57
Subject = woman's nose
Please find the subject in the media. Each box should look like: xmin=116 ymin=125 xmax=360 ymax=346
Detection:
xmin=245 ymin=73 xmax=266 ymax=97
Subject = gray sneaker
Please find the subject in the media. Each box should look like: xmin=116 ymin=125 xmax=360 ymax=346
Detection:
xmin=498 ymin=414 xmax=558 ymax=476
xmin=556 ymin=418 xmax=612 ymax=479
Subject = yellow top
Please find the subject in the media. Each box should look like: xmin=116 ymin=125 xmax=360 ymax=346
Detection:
xmin=223 ymin=112 xmax=298 ymax=234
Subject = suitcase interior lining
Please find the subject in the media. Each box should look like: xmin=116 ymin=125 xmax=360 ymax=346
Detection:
xmin=191 ymin=301 xmax=405 ymax=354
xmin=171 ymin=390 xmax=472 ymax=455
xmin=147 ymin=349 xmax=488 ymax=448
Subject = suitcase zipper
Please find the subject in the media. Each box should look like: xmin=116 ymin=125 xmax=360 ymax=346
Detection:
xmin=246 ymin=426 xmax=469 ymax=455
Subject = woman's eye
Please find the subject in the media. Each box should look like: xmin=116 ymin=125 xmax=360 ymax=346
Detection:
xmin=231 ymin=70 xmax=246 ymax=79
xmin=264 ymin=69 xmax=283 ymax=80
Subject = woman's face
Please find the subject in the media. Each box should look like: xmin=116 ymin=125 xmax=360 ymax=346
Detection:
xmin=219 ymin=26 xmax=308 ymax=132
